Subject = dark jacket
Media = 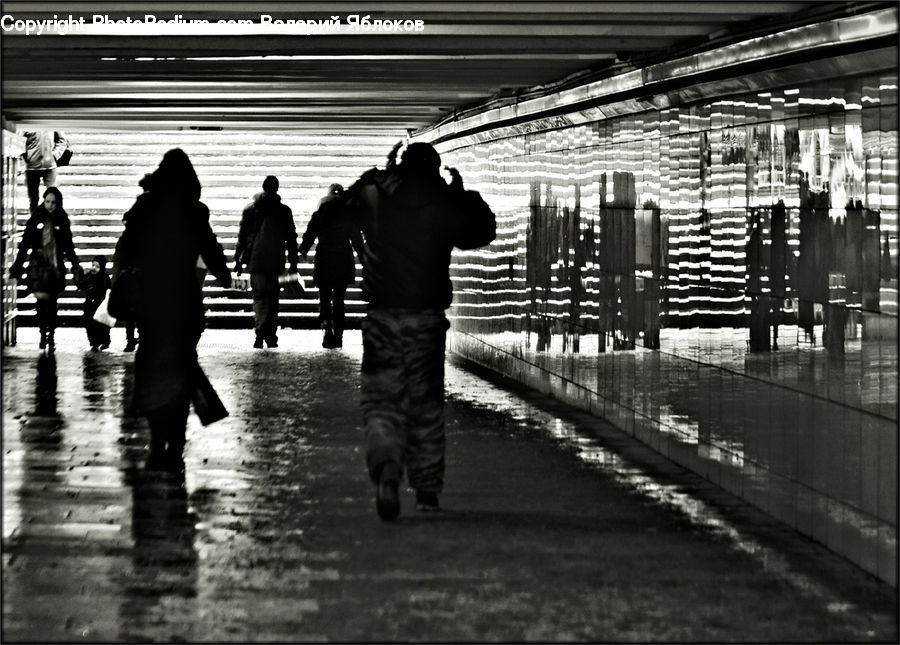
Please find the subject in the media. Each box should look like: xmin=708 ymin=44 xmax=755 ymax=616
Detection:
xmin=115 ymin=191 xmax=229 ymax=413
xmin=11 ymin=205 xmax=79 ymax=295
xmin=299 ymin=193 xmax=362 ymax=287
xmin=349 ymin=166 xmax=496 ymax=309
xmin=79 ymin=269 xmax=111 ymax=313
xmin=235 ymin=192 xmax=299 ymax=275
xmin=24 ymin=131 xmax=67 ymax=170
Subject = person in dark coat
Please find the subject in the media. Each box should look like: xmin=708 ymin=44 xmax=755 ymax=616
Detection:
xmin=9 ymin=186 xmax=80 ymax=353
xmin=234 ymin=175 xmax=299 ymax=348
xmin=80 ymin=254 xmax=112 ymax=351
xmin=299 ymin=183 xmax=363 ymax=348
xmin=346 ymin=141 xmax=496 ymax=520
xmin=113 ymin=148 xmax=231 ymax=472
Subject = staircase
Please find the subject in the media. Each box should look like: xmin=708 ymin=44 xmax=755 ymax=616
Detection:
xmin=12 ymin=129 xmax=402 ymax=328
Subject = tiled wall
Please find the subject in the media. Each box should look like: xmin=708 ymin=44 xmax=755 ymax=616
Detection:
xmin=441 ymin=73 xmax=898 ymax=585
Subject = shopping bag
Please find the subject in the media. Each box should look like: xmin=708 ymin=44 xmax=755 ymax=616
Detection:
xmin=278 ymin=272 xmax=305 ymax=297
xmin=92 ymin=290 xmax=117 ymax=327
xmin=191 ymin=363 xmax=228 ymax=426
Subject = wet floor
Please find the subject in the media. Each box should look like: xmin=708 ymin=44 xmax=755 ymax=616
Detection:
xmin=2 ymin=328 xmax=897 ymax=642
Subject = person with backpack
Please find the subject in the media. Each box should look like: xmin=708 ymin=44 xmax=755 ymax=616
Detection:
xmin=234 ymin=175 xmax=300 ymax=348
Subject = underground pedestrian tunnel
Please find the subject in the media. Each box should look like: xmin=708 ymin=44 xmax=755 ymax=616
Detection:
xmin=1 ymin=2 xmax=897 ymax=639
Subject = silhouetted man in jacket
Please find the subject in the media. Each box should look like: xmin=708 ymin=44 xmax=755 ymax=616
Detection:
xmin=347 ymin=142 xmax=496 ymax=520
xmin=234 ymin=175 xmax=299 ymax=348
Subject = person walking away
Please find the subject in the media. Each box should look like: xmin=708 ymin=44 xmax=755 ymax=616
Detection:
xmin=8 ymin=187 xmax=80 ymax=353
xmin=120 ymin=174 xmax=153 ymax=352
xmin=233 ymin=175 xmax=299 ymax=348
xmin=23 ymin=131 xmax=68 ymax=213
xmin=113 ymin=149 xmax=231 ymax=472
xmin=300 ymin=183 xmax=363 ymax=348
xmin=347 ymin=142 xmax=496 ymax=520
xmin=80 ymin=255 xmax=112 ymax=351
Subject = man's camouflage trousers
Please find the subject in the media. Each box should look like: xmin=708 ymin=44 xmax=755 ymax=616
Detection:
xmin=360 ymin=308 xmax=450 ymax=493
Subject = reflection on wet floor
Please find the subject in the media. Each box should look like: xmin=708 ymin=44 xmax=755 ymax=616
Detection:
xmin=444 ymin=361 xmax=883 ymax=621
xmin=2 ymin=328 xmax=897 ymax=642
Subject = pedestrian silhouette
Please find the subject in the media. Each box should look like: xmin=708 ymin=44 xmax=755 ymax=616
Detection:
xmin=113 ymin=148 xmax=231 ymax=473
xmin=234 ymin=175 xmax=299 ymax=348
xmin=300 ymin=183 xmax=363 ymax=348
xmin=9 ymin=186 xmax=81 ymax=353
xmin=346 ymin=142 xmax=496 ymax=520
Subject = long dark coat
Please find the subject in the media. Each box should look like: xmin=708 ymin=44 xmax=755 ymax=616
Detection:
xmin=299 ymin=194 xmax=362 ymax=287
xmin=11 ymin=205 xmax=78 ymax=296
xmin=115 ymin=191 xmax=229 ymax=414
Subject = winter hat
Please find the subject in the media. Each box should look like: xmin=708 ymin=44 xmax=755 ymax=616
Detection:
xmin=263 ymin=175 xmax=279 ymax=194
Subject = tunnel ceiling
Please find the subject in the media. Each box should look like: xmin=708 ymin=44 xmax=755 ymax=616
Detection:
xmin=0 ymin=1 xmax=883 ymax=136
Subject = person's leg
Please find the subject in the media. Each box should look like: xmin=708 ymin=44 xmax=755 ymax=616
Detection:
xmin=86 ymin=312 xmax=98 ymax=349
xmin=35 ymin=298 xmax=49 ymax=348
xmin=145 ymin=397 xmax=190 ymax=471
xmin=265 ymin=277 xmax=280 ymax=346
xmin=332 ymin=284 xmax=347 ymax=347
xmin=125 ymin=322 xmax=137 ymax=351
xmin=45 ymin=297 xmax=58 ymax=352
xmin=25 ymin=171 xmax=42 ymax=212
xmin=361 ymin=310 xmax=409 ymax=519
xmin=43 ymin=168 xmax=57 ymax=189
xmin=403 ymin=312 xmax=449 ymax=509
xmin=250 ymin=273 xmax=268 ymax=347
xmin=319 ymin=286 xmax=334 ymax=347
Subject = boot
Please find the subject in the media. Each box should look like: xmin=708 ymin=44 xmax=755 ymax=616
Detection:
xmin=322 ymin=322 xmax=335 ymax=348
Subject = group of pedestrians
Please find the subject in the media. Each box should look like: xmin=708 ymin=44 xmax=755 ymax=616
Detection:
xmin=8 ymin=138 xmax=497 ymax=521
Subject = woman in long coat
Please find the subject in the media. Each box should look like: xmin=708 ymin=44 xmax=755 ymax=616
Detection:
xmin=299 ymin=184 xmax=362 ymax=348
xmin=114 ymin=148 xmax=231 ymax=471
xmin=9 ymin=186 xmax=80 ymax=352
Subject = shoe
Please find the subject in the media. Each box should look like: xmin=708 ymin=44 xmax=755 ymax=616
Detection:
xmin=265 ymin=336 xmax=278 ymax=348
xmin=100 ymin=342 xmax=110 ymax=350
xmin=415 ymin=490 xmax=440 ymax=513
xmin=124 ymin=342 xmax=136 ymax=352
xmin=322 ymin=330 xmax=335 ymax=348
xmin=333 ymin=334 xmax=343 ymax=348
xmin=39 ymin=334 xmax=47 ymax=349
xmin=376 ymin=463 xmax=401 ymax=521
xmin=253 ymin=335 xmax=264 ymax=349
xmin=90 ymin=345 xmax=99 ymax=352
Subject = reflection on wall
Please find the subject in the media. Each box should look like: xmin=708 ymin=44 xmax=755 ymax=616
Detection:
xmin=443 ymin=72 xmax=898 ymax=585
xmin=447 ymin=75 xmax=899 ymax=352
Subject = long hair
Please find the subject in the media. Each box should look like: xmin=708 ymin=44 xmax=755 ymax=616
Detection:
xmin=151 ymin=148 xmax=201 ymax=202
xmin=41 ymin=186 xmax=67 ymax=217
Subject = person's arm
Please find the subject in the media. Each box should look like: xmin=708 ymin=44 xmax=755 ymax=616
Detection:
xmin=283 ymin=206 xmax=299 ymax=272
xmin=60 ymin=215 xmax=80 ymax=270
xmin=298 ymin=209 xmax=320 ymax=258
xmin=233 ymin=205 xmax=252 ymax=272
xmin=9 ymin=218 xmax=36 ymax=277
xmin=52 ymin=132 xmax=68 ymax=161
xmin=197 ymin=205 xmax=231 ymax=288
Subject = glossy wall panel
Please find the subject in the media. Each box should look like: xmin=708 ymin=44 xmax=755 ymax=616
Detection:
xmin=442 ymin=73 xmax=898 ymax=585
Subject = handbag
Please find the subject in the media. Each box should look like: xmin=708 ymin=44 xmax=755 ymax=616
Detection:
xmin=57 ymin=142 xmax=74 ymax=167
xmin=108 ymin=267 xmax=141 ymax=321
xmin=92 ymin=290 xmax=117 ymax=327
xmin=278 ymin=271 xmax=306 ymax=298
xmin=192 ymin=363 xmax=228 ymax=426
